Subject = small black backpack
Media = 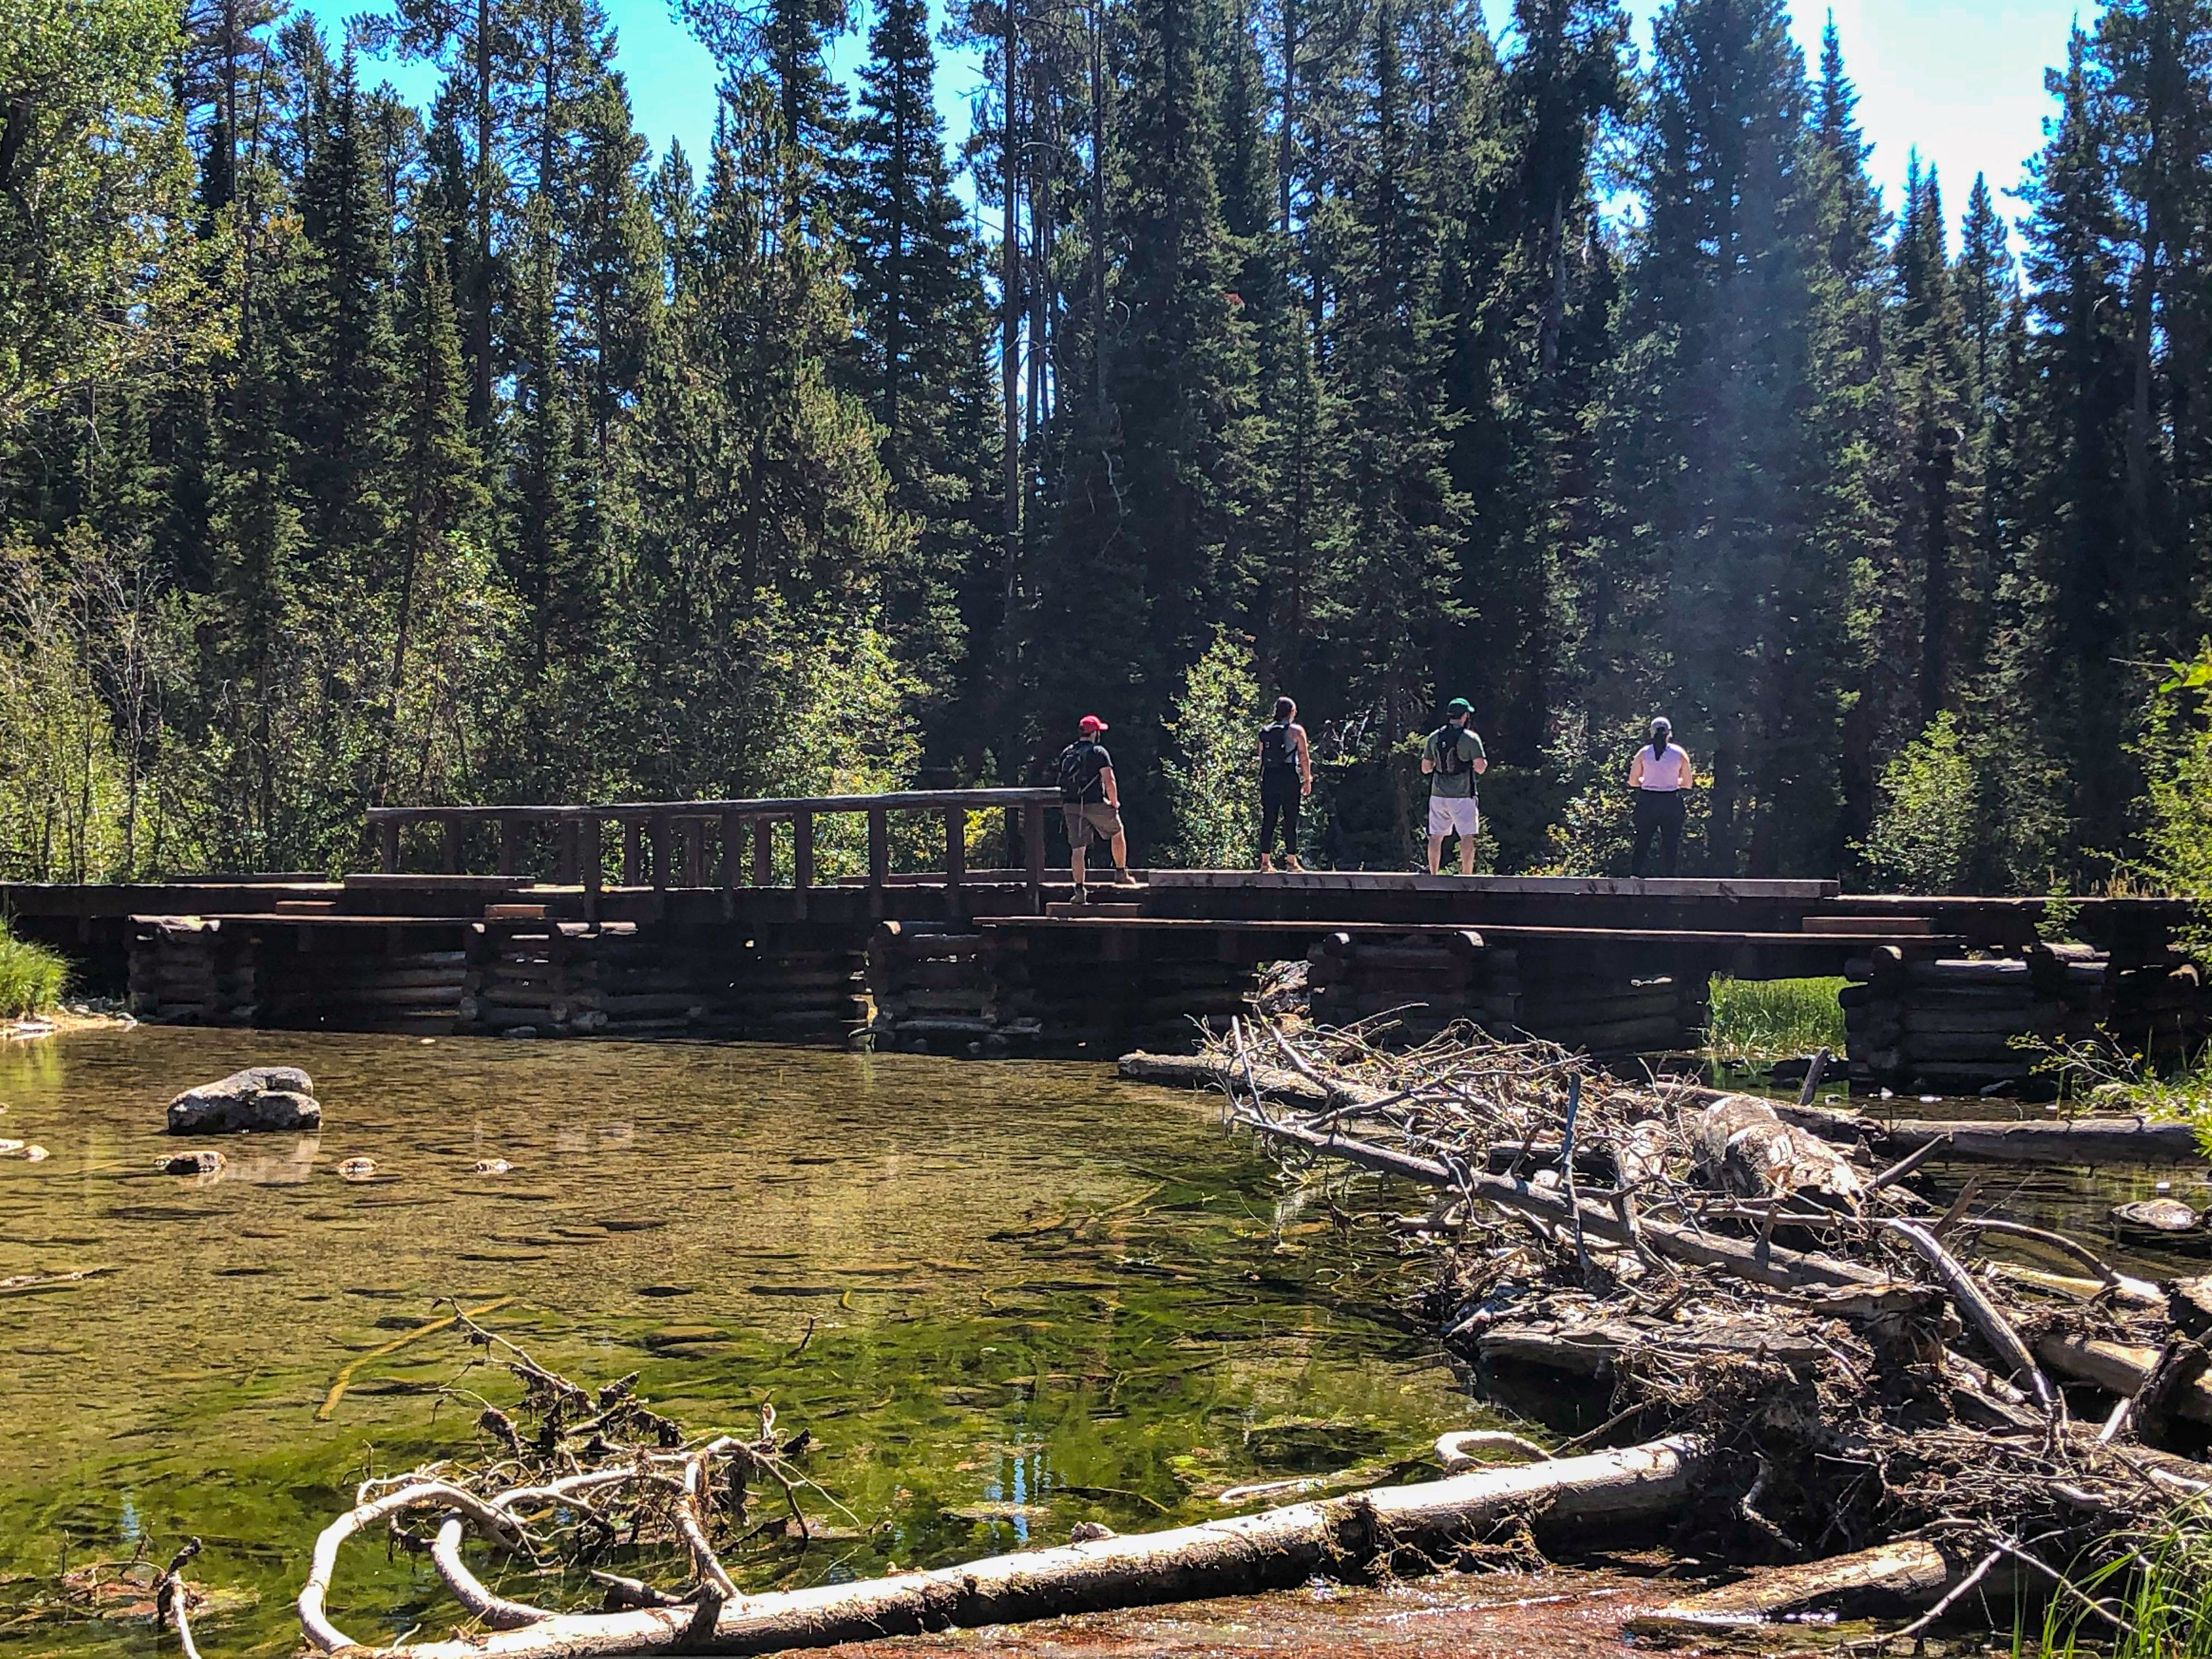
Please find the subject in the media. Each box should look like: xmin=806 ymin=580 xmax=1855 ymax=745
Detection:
xmin=1259 ymin=721 xmax=1294 ymax=770
xmin=1430 ymin=724 xmax=1469 ymax=776
xmin=1058 ymin=740 xmax=1103 ymax=801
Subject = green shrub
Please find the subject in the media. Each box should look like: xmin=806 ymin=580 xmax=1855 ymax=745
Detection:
xmin=0 ymin=926 xmax=68 ymax=1017
xmin=2137 ymin=644 xmax=2212 ymax=961
xmin=1163 ymin=627 xmax=1262 ymax=868
xmin=1858 ymin=712 xmax=1977 ymax=894
xmin=1705 ymin=976 xmax=1846 ymax=1065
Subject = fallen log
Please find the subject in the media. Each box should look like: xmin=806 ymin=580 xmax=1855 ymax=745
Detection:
xmin=338 ymin=1439 xmax=1710 ymax=1659
xmin=2034 ymin=1334 xmax=2212 ymax=1426
xmin=1866 ymin=1118 xmax=2205 ymax=1165
xmin=1627 ymin=1537 xmax=1968 ymax=1631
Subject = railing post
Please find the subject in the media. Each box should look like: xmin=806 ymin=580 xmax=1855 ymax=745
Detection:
xmin=620 ymin=819 xmax=641 ymax=886
xmin=379 ymin=818 xmax=400 ymax=874
xmin=944 ymin=806 xmax=966 ymax=897
xmin=498 ymin=817 xmax=520 ymax=878
xmin=867 ymin=807 xmax=889 ymax=918
xmin=556 ymin=820 xmax=579 ymax=885
xmin=441 ymin=814 xmax=463 ymax=874
xmin=752 ymin=817 xmax=774 ymax=886
xmin=722 ymin=811 xmax=743 ymax=890
xmin=793 ymin=811 xmax=813 ymax=919
xmin=650 ymin=811 xmax=671 ymax=894
xmin=1024 ymin=800 xmax=1046 ymax=913
xmin=582 ymin=815 xmax=602 ymax=919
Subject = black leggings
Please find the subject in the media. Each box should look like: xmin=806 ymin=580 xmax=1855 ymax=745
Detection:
xmin=1631 ymin=789 xmax=1686 ymax=878
xmin=1259 ymin=770 xmax=1301 ymax=859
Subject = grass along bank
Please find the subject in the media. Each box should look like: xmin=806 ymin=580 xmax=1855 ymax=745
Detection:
xmin=1705 ymin=976 xmax=1846 ymax=1067
xmin=0 ymin=925 xmax=67 ymax=1019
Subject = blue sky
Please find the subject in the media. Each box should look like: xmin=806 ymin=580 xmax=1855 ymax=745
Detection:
xmin=305 ymin=0 xmax=2090 ymax=245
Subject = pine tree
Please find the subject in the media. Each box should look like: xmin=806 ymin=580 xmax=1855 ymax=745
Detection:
xmin=567 ymin=73 xmax=661 ymax=457
xmin=1955 ymin=173 xmax=2015 ymax=422
xmin=2019 ymin=25 xmax=2133 ymax=855
xmin=847 ymin=0 xmax=995 ymax=717
xmin=293 ymin=48 xmax=400 ymax=569
xmin=384 ymin=223 xmax=493 ymax=802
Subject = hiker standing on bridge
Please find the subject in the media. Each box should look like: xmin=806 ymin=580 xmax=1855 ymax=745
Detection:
xmin=1628 ymin=717 xmax=1693 ymax=878
xmin=1058 ymin=714 xmax=1133 ymax=901
xmin=1256 ymin=697 xmax=1312 ymax=874
xmin=1421 ymin=698 xmax=1488 ymax=876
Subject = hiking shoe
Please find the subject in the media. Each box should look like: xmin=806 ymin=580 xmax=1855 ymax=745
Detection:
xmin=1072 ymin=883 xmax=1088 ymax=905
xmin=1113 ymin=867 xmax=1138 ymax=885
xmin=1259 ymin=855 xmax=1276 ymax=874
xmin=1284 ymin=856 xmax=1306 ymax=873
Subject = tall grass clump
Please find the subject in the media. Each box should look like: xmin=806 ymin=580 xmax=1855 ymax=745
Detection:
xmin=0 ymin=924 xmax=67 ymax=1017
xmin=1705 ymin=976 xmax=1846 ymax=1065
xmin=2017 ymin=1506 xmax=2212 ymax=1658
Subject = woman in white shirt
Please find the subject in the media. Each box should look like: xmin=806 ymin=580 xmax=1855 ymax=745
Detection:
xmin=1627 ymin=717 xmax=1692 ymax=878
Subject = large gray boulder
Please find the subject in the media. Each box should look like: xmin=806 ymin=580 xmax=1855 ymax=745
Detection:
xmin=166 ymin=1066 xmax=322 ymax=1135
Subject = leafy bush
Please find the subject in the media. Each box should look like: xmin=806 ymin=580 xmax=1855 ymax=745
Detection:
xmin=1163 ymin=627 xmax=1262 ymax=868
xmin=0 ymin=926 xmax=68 ymax=1017
xmin=1858 ymin=712 xmax=1977 ymax=894
xmin=2137 ymin=644 xmax=2212 ymax=961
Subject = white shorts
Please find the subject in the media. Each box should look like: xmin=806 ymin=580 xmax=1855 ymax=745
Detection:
xmin=1427 ymin=796 xmax=1479 ymax=838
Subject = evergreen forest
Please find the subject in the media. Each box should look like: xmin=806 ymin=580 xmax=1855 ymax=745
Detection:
xmin=7 ymin=0 xmax=2212 ymax=891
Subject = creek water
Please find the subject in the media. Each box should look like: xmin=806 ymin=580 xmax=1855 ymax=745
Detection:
xmin=0 ymin=1028 xmax=1494 ymax=1657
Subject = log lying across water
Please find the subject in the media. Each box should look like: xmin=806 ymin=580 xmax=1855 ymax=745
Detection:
xmin=1864 ymin=1117 xmax=2205 ymax=1165
xmin=373 ymin=1439 xmax=1709 ymax=1659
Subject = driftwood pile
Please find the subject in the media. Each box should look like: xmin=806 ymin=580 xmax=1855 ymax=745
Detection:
xmin=1167 ymin=1015 xmax=2212 ymax=1634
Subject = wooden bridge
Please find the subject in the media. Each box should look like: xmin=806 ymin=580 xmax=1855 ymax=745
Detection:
xmin=2 ymin=789 xmax=2203 ymax=1094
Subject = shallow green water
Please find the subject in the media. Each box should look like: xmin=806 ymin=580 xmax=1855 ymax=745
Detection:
xmin=0 ymin=1030 xmax=1484 ymax=1656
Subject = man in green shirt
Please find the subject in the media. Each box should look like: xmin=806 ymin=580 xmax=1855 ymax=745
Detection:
xmin=1420 ymin=697 xmax=1488 ymax=875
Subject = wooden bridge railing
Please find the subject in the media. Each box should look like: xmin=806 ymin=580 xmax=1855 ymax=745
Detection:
xmin=363 ymin=789 xmax=1065 ymax=916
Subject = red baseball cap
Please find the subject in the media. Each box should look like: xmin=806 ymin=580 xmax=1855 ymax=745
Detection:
xmin=1078 ymin=714 xmax=1109 ymax=733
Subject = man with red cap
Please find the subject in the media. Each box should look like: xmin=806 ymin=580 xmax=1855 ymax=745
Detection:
xmin=1057 ymin=714 xmax=1133 ymax=899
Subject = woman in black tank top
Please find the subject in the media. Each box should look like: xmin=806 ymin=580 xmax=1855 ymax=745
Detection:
xmin=1258 ymin=696 xmax=1311 ymax=872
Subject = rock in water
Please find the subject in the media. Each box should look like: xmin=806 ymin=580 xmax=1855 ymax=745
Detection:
xmin=157 ymin=1149 xmax=226 ymax=1176
xmin=2110 ymin=1197 xmax=2204 ymax=1244
xmin=166 ymin=1066 xmax=321 ymax=1135
xmin=336 ymin=1157 xmax=378 ymax=1181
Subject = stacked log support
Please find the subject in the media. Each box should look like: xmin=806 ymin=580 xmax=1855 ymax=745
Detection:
xmin=1303 ymin=933 xmax=1699 ymax=1056
xmin=1305 ymin=931 xmax=1486 ymax=1043
xmin=126 ymin=919 xmax=260 ymax=1025
xmin=269 ymin=948 xmax=467 ymax=1034
xmin=460 ymin=925 xmax=615 ymax=1037
xmin=1833 ymin=943 xmax=2209 ymax=1096
xmin=719 ymin=931 xmax=869 ymax=1043
xmin=865 ymin=922 xmax=1032 ymax=1055
xmin=1511 ymin=968 xmax=1706 ymax=1057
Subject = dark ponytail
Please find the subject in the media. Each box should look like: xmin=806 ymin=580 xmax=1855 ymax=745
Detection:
xmin=1649 ymin=717 xmax=1672 ymax=758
